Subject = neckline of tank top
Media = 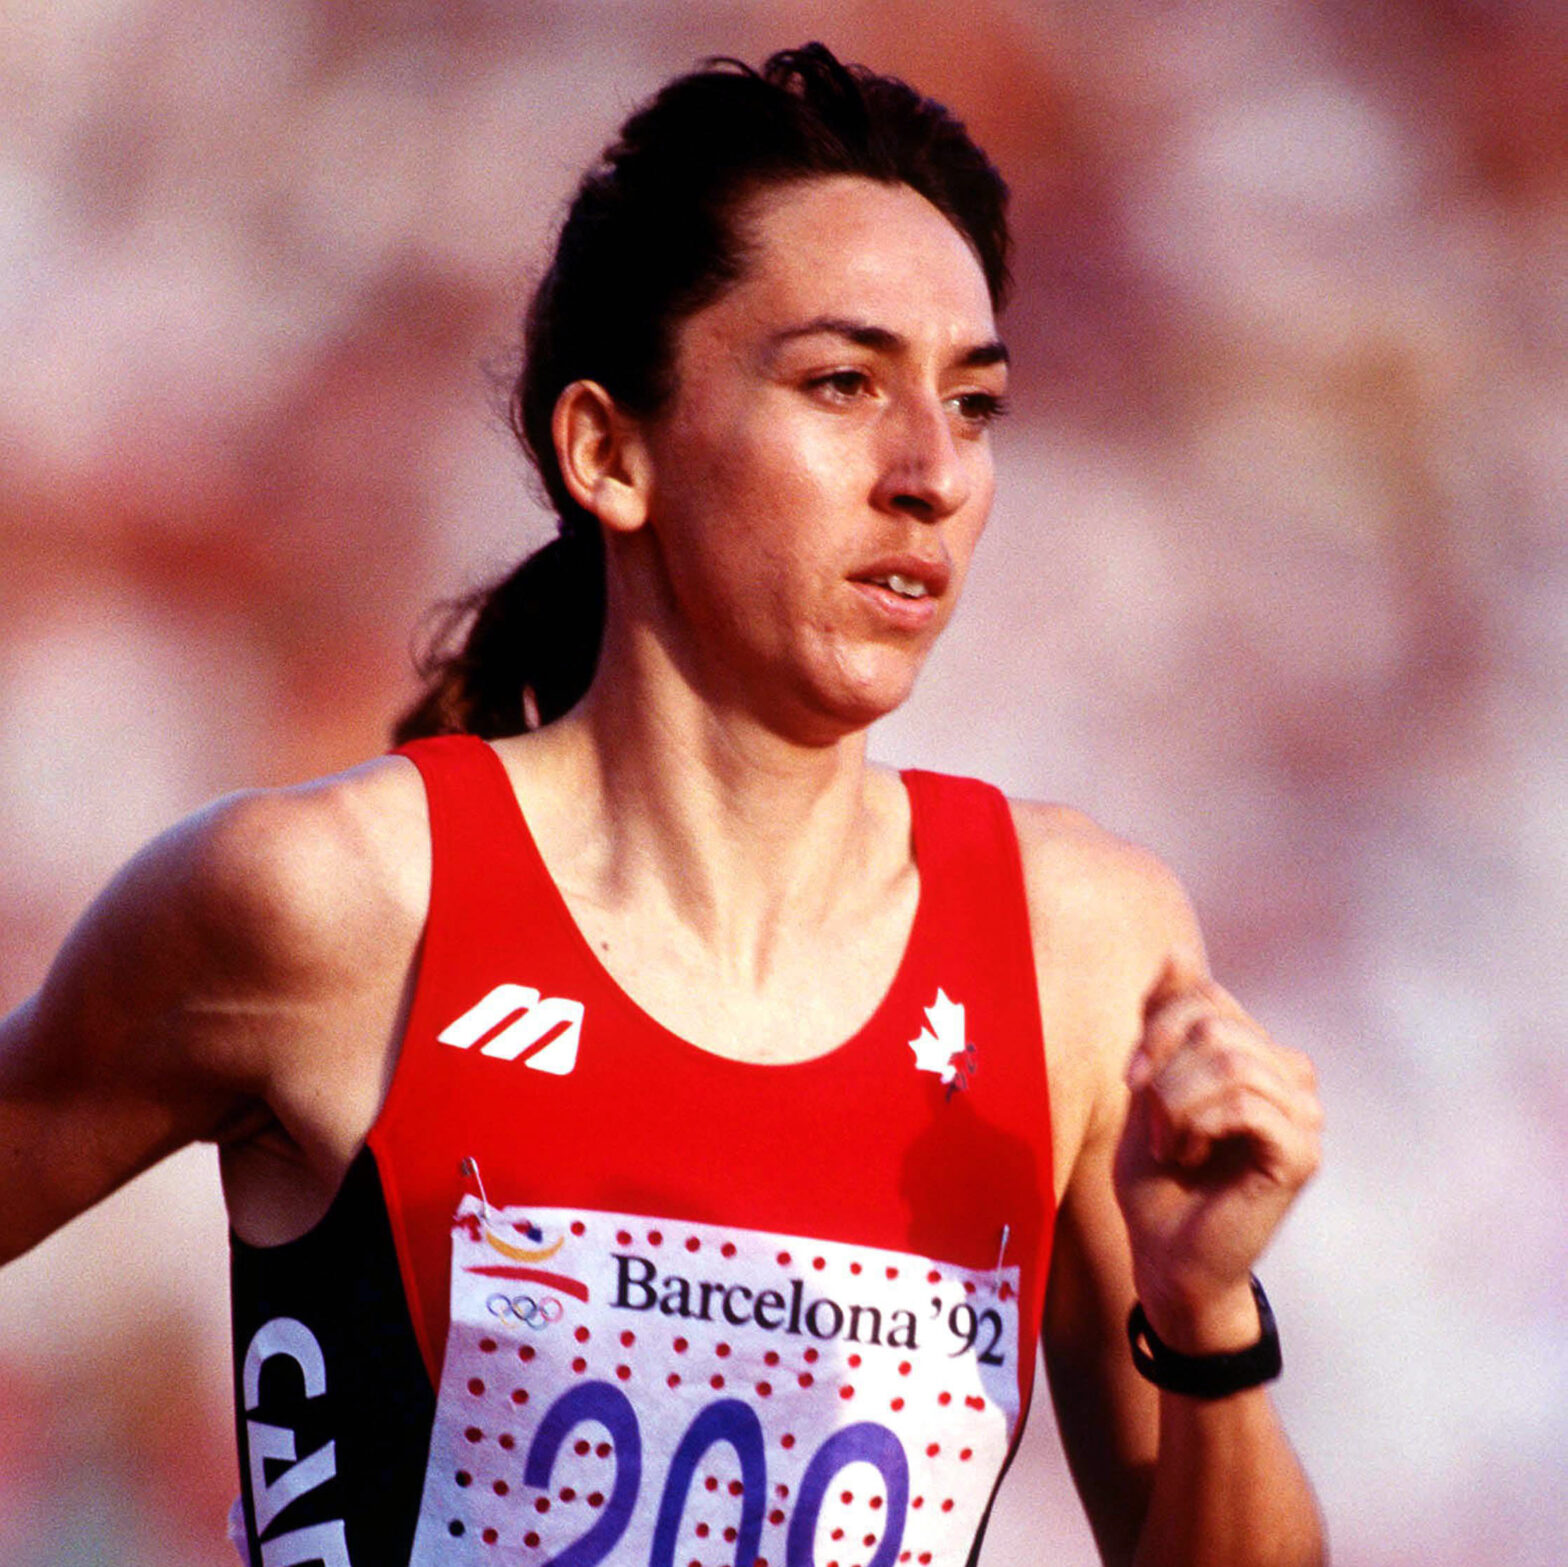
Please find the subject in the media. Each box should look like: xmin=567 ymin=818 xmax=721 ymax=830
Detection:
xmin=471 ymin=738 xmax=933 ymax=1075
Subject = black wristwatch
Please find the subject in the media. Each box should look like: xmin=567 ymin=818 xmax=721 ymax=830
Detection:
xmin=1127 ymin=1276 xmax=1283 ymax=1399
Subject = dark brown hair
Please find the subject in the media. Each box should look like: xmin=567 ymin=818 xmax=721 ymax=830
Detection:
xmin=394 ymin=42 xmax=1010 ymax=743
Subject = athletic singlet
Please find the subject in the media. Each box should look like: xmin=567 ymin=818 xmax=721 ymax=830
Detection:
xmin=230 ymin=735 xmax=1055 ymax=1567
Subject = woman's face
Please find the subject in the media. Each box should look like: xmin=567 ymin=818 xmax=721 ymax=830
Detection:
xmin=622 ymin=175 xmax=1008 ymax=743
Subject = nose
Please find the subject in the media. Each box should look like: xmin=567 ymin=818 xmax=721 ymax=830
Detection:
xmin=871 ymin=392 xmax=971 ymax=523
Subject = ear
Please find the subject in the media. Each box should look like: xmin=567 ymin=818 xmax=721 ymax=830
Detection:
xmin=552 ymin=380 xmax=651 ymax=534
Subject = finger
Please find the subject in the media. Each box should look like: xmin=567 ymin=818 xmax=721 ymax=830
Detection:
xmin=1128 ymin=990 xmax=1206 ymax=1087
xmin=1139 ymin=947 xmax=1212 ymax=1031
xmin=1159 ymin=1084 xmax=1323 ymax=1188
xmin=1279 ymin=1044 xmax=1318 ymax=1095
xmin=1129 ymin=980 xmax=1245 ymax=1089
xmin=1138 ymin=1007 xmax=1318 ymax=1128
xmin=1143 ymin=946 xmax=1207 ymax=1011
xmin=1135 ymin=967 xmax=1304 ymax=1079
xmin=1142 ymin=1032 xmax=1323 ymax=1177
xmin=1149 ymin=1020 xmax=1321 ymax=1136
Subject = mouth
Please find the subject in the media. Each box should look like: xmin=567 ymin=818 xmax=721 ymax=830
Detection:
xmin=851 ymin=554 xmax=951 ymax=604
xmin=848 ymin=557 xmax=949 ymax=631
xmin=863 ymin=571 xmax=931 ymax=600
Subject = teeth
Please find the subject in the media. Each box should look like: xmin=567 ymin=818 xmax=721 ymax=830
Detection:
xmin=883 ymin=573 xmax=929 ymax=599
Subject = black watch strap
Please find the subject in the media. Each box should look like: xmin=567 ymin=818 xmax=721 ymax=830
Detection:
xmin=1127 ymin=1276 xmax=1282 ymax=1399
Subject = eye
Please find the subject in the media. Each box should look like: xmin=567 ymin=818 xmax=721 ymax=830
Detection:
xmin=947 ymin=390 xmax=1010 ymax=429
xmin=806 ymin=368 xmax=874 ymax=403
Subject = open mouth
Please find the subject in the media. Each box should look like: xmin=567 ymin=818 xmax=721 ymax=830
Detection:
xmin=864 ymin=572 xmax=931 ymax=600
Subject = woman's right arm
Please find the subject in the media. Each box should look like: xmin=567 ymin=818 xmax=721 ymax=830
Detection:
xmin=0 ymin=761 xmax=428 ymax=1263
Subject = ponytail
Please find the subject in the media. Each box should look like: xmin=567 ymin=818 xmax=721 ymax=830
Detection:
xmin=392 ymin=525 xmax=605 ymax=744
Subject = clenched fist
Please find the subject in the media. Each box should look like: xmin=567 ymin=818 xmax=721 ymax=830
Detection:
xmin=1114 ymin=950 xmax=1322 ymax=1353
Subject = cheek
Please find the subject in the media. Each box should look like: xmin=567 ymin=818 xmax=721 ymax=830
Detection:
xmin=950 ymin=470 xmax=995 ymax=574
xmin=651 ymin=397 xmax=783 ymax=512
xmin=653 ymin=410 xmax=851 ymax=561
xmin=716 ymin=412 xmax=853 ymax=510
xmin=642 ymin=441 xmax=799 ymax=632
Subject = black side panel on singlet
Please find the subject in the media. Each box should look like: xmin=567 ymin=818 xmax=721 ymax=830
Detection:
xmin=230 ymin=1145 xmax=435 ymax=1566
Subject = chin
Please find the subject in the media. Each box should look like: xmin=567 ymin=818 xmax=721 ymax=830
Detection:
xmin=788 ymin=660 xmax=923 ymax=745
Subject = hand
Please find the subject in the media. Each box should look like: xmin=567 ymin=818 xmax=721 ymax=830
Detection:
xmin=1113 ymin=950 xmax=1322 ymax=1352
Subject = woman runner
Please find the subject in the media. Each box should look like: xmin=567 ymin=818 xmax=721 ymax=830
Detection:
xmin=1 ymin=44 xmax=1323 ymax=1567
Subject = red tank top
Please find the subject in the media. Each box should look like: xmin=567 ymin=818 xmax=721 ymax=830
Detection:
xmin=231 ymin=734 xmax=1054 ymax=1566
xmin=365 ymin=736 xmax=1057 ymax=1566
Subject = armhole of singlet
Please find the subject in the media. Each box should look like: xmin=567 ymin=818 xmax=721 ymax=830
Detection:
xmin=991 ymin=785 xmax=1057 ymax=1235
xmin=901 ymin=767 xmax=1055 ymax=1185
xmin=970 ymin=782 xmax=1059 ymax=1520
xmin=365 ymin=734 xmax=501 ymax=1380
xmin=904 ymin=771 xmax=1058 ymax=1397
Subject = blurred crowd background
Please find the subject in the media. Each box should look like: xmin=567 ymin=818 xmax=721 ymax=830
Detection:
xmin=0 ymin=1 xmax=1563 ymax=1564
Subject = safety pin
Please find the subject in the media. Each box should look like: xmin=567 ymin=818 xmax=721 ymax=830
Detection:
xmin=992 ymin=1223 xmax=1011 ymax=1294
xmin=461 ymin=1155 xmax=494 ymax=1222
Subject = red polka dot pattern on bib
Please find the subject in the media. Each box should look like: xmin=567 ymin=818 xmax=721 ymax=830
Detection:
xmin=408 ymin=1200 xmax=1021 ymax=1566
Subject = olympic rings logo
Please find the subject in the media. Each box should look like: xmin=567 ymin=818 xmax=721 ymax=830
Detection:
xmin=486 ymin=1292 xmax=564 ymax=1331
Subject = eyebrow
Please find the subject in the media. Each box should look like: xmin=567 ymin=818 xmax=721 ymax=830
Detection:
xmin=766 ymin=316 xmax=1009 ymax=369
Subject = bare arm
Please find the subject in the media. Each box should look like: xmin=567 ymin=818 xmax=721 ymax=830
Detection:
xmin=1047 ymin=1020 xmax=1324 ymax=1567
xmin=1016 ymin=806 xmax=1325 ymax=1566
xmin=0 ymin=760 xmax=427 ymax=1263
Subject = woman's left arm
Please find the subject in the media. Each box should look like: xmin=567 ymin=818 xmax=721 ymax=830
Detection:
xmin=1124 ymin=947 xmax=1325 ymax=1566
xmin=1022 ymin=811 xmax=1326 ymax=1566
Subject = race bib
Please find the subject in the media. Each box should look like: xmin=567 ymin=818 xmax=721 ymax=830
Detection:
xmin=410 ymin=1198 xmax=1020 ymax=1567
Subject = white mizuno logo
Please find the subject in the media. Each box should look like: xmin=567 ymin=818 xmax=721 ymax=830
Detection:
xmin=438 ymin=984 xmax=584 ymax=1076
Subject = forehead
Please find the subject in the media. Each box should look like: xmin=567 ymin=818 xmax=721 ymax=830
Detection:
xmin=688 ymin=175 xmax=998 ymax=357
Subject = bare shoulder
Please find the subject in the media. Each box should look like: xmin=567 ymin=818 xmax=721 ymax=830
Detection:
xmin=172 ymin=754 xmax=430 ymax=986
xmin=1006 ymin=799 xmax=1200 ymax=963
xmin=1006 ymin=798 xmax=1204 ymax=1190
xmin=32 ymin=752 xmax=432 ymax=1106
xmin=2 ymin=754 xmax=431 ymax=1259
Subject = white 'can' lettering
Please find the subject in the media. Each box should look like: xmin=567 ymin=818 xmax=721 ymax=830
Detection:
xmin=259 ymin=1520 xmax=353 ymax=1567
xmin=247 ymin=1420 xmax=339 ymax=1536
xmin=243 ymin=1316 xmax=328 ymax=1411
xmin=241 ymin=1317 xmax=343 ymax=1553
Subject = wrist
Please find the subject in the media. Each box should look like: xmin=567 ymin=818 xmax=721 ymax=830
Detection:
xmin=1132 ymin=1273 xmax=1261 ymax=1356
xmin=1128 ymin=1275 xmax=1283 ymax=1400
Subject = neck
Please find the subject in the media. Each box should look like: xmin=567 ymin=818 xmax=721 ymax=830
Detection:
xmin=591 ymin=669 xmax=873 ymax=903
xmin=514 ymin=629 xmax=900 ymax=978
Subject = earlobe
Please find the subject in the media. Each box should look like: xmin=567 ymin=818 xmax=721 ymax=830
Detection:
xmin=552 ymin=380 xmax=651 ymax=533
